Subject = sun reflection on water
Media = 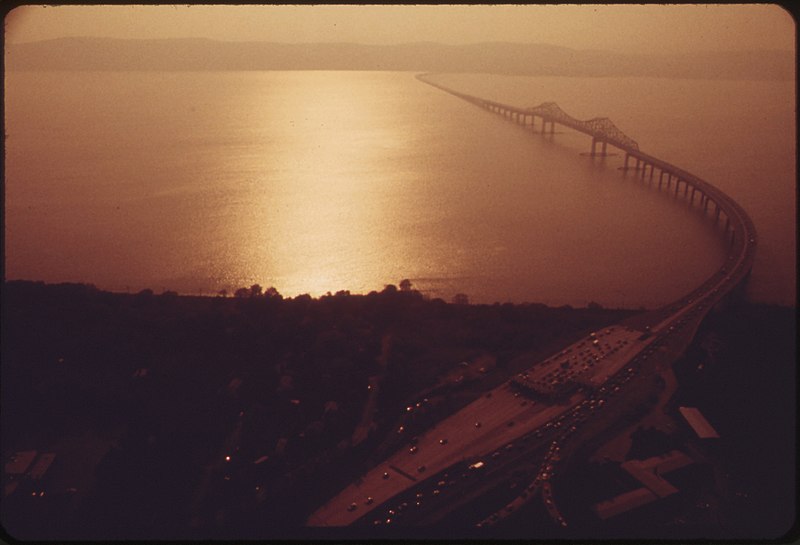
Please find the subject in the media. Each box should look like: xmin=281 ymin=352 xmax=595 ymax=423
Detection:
xmin=234 ymin=72 xmax=414 ymax=296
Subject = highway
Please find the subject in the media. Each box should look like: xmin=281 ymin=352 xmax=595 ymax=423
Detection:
xmin=308 ymin=327 xmax=658 ymax=526
xmin=306 ymin=74 xmax=756 ymax=528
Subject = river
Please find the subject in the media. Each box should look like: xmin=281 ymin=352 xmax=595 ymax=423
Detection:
xmin=4 ymin=70 xmax=794 ymax=307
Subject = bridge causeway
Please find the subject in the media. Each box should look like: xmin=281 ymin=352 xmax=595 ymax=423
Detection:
xmin=415 ymin=73 xmax=757 ymax=255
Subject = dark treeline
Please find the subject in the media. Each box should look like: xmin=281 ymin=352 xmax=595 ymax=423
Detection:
xmin=1 ymin=280 xmax=634 ymax=539
xmin=3 ymin=280 xmax=793 ymax=539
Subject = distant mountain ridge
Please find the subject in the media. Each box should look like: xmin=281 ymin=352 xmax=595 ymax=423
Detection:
xmin=5 ymin=37 xmax=794 ymax=80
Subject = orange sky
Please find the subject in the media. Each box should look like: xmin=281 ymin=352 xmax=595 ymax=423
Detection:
xmin=5 ymin=4 xmax=795 ymax=53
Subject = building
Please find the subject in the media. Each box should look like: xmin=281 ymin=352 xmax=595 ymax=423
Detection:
xmin=678 ymin=406 xmax=720 ymax=439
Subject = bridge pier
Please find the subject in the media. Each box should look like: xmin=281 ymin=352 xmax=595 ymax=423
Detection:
xmin=624 ymin=154 xmax=643 ymax=171
xmin=591 ymin=138 xmax=608 ymax=156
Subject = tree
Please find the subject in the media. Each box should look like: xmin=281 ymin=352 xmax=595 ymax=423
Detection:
xmin=250 ymin=284 xmax=263 ymax=297
xmin=234 ymin=287 xmax=250 ymax=298
xmin=382 ymin=284 xmax=398 ymax=295
xmin=399 ymin=279 xmax=413 ymax=292
xmin=452 ymin=293 xmax=469 ymax=305
xmin=265 ymin=286 xmax=282 ymax=300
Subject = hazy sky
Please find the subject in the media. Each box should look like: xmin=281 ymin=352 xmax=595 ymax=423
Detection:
xmin=5 ymin=4 xmax=795 ymax=54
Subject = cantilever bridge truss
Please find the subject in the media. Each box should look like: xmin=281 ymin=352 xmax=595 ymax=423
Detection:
xmin=528 ymin=102 xmax=640 ymax=151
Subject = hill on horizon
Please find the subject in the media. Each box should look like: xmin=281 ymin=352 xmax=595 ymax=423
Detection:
xmin=5 ymin=37 xmax=795 ymax=80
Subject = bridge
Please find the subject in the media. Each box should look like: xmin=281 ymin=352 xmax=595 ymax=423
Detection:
xmin=305 ymin=74 xmax=757 ymax=530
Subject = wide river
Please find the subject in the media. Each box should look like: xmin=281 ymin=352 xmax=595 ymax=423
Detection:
xmin=4 ymin=71 xmax=795 ymax=307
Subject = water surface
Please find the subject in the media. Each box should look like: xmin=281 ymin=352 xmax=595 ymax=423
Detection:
xmin=5 ymin=71 xmax=794 ymax=307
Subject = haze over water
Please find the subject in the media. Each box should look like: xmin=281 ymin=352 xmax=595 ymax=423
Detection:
xmin=5 ymin=69 xmax=794 ymax=307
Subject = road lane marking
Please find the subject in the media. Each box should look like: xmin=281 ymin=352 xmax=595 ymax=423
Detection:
xmin=389 ymin=464 xmax=418 ymax=482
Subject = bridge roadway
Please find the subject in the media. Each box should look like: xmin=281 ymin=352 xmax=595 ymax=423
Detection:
xmin=306 ymin=75 xmax=756 ymax=528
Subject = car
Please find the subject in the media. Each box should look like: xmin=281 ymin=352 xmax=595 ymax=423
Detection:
xmin=475 ymin=421 xmax=482 ymax=428
xmin=382 ymin=472 xmax=390 ymax=480
xmin=439 ymin=438 xmax=448 ymax=445
xmin=347 ymin=503 xmax=358 ymax=512
xmin=409 ymin=446 xmax=418 ymax=454
xmin=417 ymin=465 xmax=426 ymax=473
xmin=365 ymin=497 xmax=374 ymax=505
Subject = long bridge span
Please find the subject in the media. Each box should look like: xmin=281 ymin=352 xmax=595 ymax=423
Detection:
xmin=415 ymin=73 xmax=756 ymax=254
xmin=306 ymin=74 xmax=757 ymax=531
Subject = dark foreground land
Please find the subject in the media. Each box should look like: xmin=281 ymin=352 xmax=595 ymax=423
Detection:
xmin=1 ymin=280 xmax=795 ymax=540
